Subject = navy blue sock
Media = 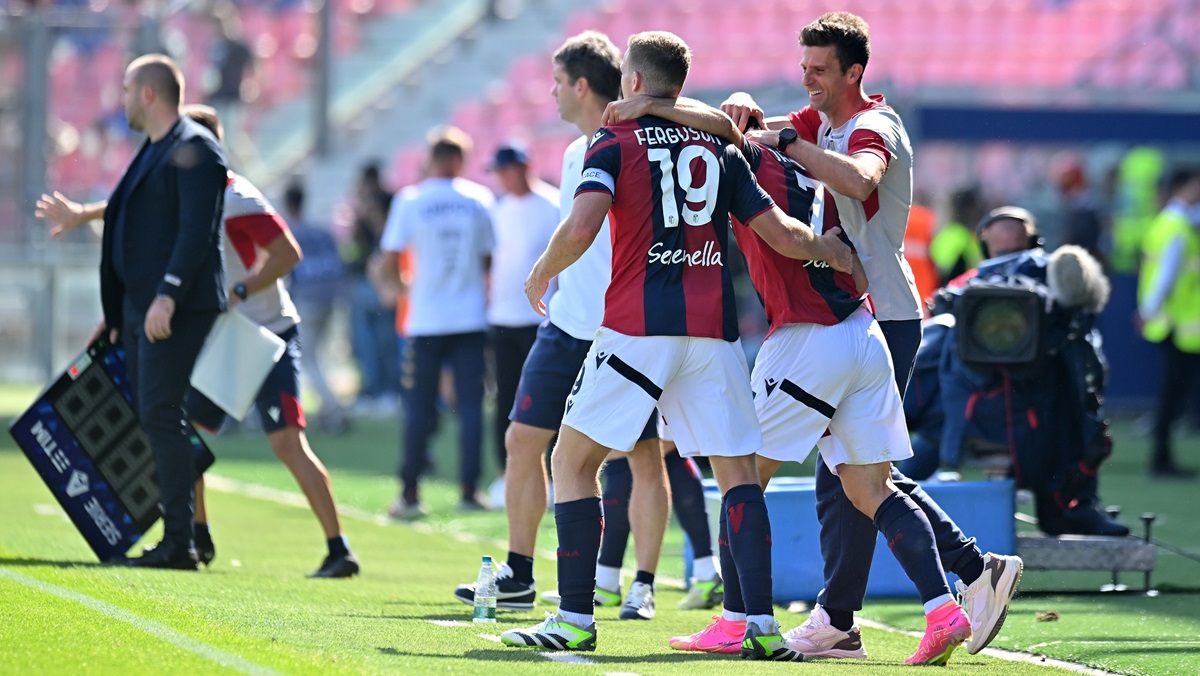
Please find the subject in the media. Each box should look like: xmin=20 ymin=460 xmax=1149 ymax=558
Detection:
xmin=665 ymin=450 xmax=713 ymax=558
xmin=507 ymin=551 xmax=535 ymax=585
xmin=194 ymin=522 xmax=211 ymax=540
xmin=724 ymin=483 xmax=773 ymax=616
xmin=634 ymin=570 xmax=655 ymax=588
xmin=717 ymin=498 xmax=745 ymax=614
xmin=555 ymin=497 xmax=604 ymax=616
xmin=597 ymin=458 xmax=632 ymax=568
xmin=873 ymin=492 xmax=952 ymax=604
xmin=327 ymin=535 xmax=349 ymax=556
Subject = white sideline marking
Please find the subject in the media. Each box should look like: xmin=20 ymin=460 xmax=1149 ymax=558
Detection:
xmin=855 ymin=617 xmax=1119 ymax=675
xmin=1025 ymin=639 xmax=1200 ymax=651
xmin=427 ymin=620 xmax=472 ymax=627
xmin=0 ymin=567 xmax=281 ymax=676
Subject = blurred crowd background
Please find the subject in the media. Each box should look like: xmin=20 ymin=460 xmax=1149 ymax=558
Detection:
xmin=2 ymin=0 xmax=1198 ymax=418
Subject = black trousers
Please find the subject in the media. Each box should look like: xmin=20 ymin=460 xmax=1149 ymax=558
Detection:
xmin=815 ymin=318 xmax=980 ymax=612
xmin=122 ymin=309 xmax=217 ymax=549
xmin=489 ymin=324 xmax=539 ymax=471
xmin=401 ymin=331 xmax=486 ymax=498
xmin=1153 ymin=336 xmax=1200 ymax=467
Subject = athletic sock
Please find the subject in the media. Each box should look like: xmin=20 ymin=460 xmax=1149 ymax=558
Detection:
xmin=692 ymin=555 xmax=717 ymax=581
xmin=825 ymin=607 xmax=855 ymax=632
xmin=923 ymin=594 xmax=955 ymax=614
xmin=194 ymin=522 xmax=211 ymax=541
xmin=507 ymin=551 xmax=535 ymax=585
xmin=596 ymin=564 xmax=621 ymax=593
xmin=634 ymin=570 xmax=655 ymax=588
xmin=597 ymin=458 xmax=632 ymax=570
xmin=558 ymin=608 xmax=593 ymax=628
xmin=747 ymin=614 xmax=775 ymax=633
xmin=327 ymin=535 xmax=349 ymax=556
xmin=956 ymin=553 xmax=985 ymax=587
xmin=555 ymin=497 xmax=604 ymax=616
xmin=724 ymin=483 xmax=773 ymax=617
xmin=717 ymin=499 xmax=745 ymax=614
xmin=873 ymin=492 xmax=952 ymax=604
xmin=664 ymin=450 xmax=713 ymax=558
xmin=722 ymin=609 xmax=747 ymax=622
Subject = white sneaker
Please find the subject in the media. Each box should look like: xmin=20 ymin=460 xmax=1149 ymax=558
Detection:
xmin=956 ymin=552 xmax=1023 ymax=654
xmin=783 ymin=605 xmax=867 ymax=659
xmin=488 ymin=477 xmax=506 ymax=511
xmin=619 ymin=581 xmax=655 ymax=620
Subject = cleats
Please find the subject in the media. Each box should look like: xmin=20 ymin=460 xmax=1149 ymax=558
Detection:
xmin=740 ymin=618 xmax=805 ymax=661
xmin=783 ymin=605 xmax=867 ymax=659
xmin=668 ymin=615 xmax=745 ymax=654
xmin=957 ymin=553 xmax=1023 ymax=654
xmin=308 ymin=551 xmax=360 ymax=578
xmin=618 ymin=581 xmax=655 ymax=620
xmin=501 ymin=612 xmax=597 ymax=651
xmin=906 ymin=601 xmax=971 ymax=666
xmin=453 ymin=562 xmax=536 ymax=611
xmin=678 ymin=573 xmax=724 ymax=610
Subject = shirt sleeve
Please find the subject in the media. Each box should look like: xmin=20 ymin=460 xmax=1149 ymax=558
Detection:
xmin=724 ymin=143 xmax=774 ymax=225
xmin=788 ymin=107 xmax=822 ymax=144
xmin=848 ymin=128 xmax=891 ymax=168
xmin=741 ymin=139 xmax=763 ymax=173
xmin=1141 ymin=233 xmax=1187 ymax=317
xmin=477 ymin=201 xmax=496 ymax=257
xmin=577 ymin=127 xmax=621 ymax=199
xmin=379 ymin=192 xmax=410 ymax=252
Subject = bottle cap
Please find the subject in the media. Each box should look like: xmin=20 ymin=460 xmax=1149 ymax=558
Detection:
xmin=482 ymin=555 xmax=493 ymax=564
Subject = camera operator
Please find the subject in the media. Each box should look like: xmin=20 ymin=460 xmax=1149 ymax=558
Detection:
xmin=901 ymin=207 xmax=1128 ymax=537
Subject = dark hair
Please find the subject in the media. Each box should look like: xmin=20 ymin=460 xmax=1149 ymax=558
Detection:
xmin=800 ymin=12 xmax=871 ymax=77
xmin=427 ymin=126 xmax=472 ymax=164
xmin=1166 ymin=166 xmax=1200 ymax=194
xmin=128 ymin=53 xmax=185 ymax=106
xmin=626 ymin=31 xmax=691 ymax=98
xmin=553 ymin=31 xmax=622 ymax=103
xmin=181 ymin=103 xmax=223 ymax=141
xmin=361 ymin=161 xmax=382 ymax=183
xmin=284 ymin=178 xmax=305 ymax=213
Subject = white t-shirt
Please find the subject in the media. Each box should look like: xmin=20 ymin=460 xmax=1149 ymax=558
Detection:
xmin=488 ymin=180 xmax=561 ymax=327
xmin=222 ymin=173 xmax=300 ymax=335
xmin=547 ymin=136 xmax=612 ymax=340
xmin=791 ymin=96 xmax=922 ymax=321
xmin=380 ymin=176 xmax=495 ymax=336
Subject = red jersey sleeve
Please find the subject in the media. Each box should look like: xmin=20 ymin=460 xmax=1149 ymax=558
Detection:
xmin=788 ymin=107 xmax=822 ymax=144
xmin=847 ymin=128 xmax=890 ymax=168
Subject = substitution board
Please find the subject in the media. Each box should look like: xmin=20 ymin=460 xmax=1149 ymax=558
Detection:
xmin=8 ymin=337 xmax=214 ymax=561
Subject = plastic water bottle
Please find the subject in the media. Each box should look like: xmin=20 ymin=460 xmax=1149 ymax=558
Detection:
xmin=473 ymin=555 xmax=497 ymax=623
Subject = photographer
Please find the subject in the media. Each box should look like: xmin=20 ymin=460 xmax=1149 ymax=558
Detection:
xmin=902 ymin=207 xmax=1128 ymax=537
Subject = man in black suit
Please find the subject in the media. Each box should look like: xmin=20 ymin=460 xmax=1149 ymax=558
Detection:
xmin=99 ymin=54 xmax=228 ymax=569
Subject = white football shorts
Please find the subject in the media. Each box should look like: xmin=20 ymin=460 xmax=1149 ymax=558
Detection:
xmin=562 ymin=327 xmax=761 ymax=457
xmin=752 ymin=306 xmax=912 ymax=472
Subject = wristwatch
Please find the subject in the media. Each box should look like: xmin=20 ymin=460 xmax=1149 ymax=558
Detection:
xmin=233 ymin=282 xmax=249 ymax=301
xmin=776 ymin=127 xmax=799 ymax=154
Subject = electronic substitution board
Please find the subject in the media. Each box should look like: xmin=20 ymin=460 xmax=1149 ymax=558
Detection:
xmin=8 ymin=338 xmax=214 ymax=561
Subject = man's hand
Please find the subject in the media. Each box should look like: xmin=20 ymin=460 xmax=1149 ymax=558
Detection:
xmin=144 ymin=296 xmax=175 ymax=342
xmin=819 ymin=226 xmax=855 ymax=274
xmin=524 ymin=268 xmax=550 ymax=317
xmin=720 ymin=92 xmax=765 ymax=132
xmin=88 ymin=319 xmax=119 ymax=345
xmin=602 ymin=96 xmax=655 ymax=126
xmin=35 ymin=192 xmax=88 ymax=237
xmin=745 ymin=129 xmax=780 ymax=150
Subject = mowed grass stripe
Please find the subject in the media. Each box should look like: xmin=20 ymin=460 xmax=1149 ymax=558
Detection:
xmin=0 ymin=567 xmax=281 ymax=676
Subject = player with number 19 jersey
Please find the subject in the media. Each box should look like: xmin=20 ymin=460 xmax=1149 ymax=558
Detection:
xmin=576 ymin=116 xmax=774 ymax=341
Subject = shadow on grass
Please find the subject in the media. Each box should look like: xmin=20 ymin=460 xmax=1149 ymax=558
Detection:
xmin=376 ymin=646 xmax=745 ymax=663
xmin=0 ymin=556 xmax=106 ymax=569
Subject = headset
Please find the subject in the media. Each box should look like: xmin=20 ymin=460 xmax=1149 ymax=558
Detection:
xmin=976 ymin=206 xmax=1044 ymax=258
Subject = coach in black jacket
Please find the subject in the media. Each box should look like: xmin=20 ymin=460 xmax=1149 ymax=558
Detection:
xmin=99 ymin=54 xmax=228 ymax=569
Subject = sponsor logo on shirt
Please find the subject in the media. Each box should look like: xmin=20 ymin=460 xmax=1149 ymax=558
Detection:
xmin=647 ymin=241 xmax=723 ymax=267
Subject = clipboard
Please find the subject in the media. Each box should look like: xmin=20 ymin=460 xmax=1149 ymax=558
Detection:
xmin=190 ymin=311 xmax=287 ymax=421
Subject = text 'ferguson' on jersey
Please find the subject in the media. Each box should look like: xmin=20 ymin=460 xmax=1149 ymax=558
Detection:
xmin=576 ymin=116 xmax=774 ymax=341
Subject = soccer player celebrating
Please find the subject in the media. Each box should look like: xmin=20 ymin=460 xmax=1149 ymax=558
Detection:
xmin=500 ymin=31 xmax=852 ymax=658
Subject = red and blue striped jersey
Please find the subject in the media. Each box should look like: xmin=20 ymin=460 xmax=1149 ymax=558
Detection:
xmin=576 ymin=116 xmax=773 ymax=341
xmin=734 ymin=141 xmax=866 ymax=335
